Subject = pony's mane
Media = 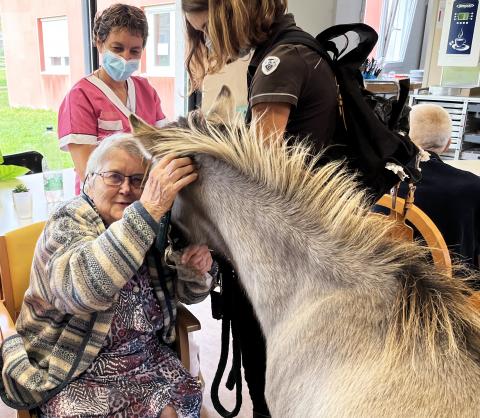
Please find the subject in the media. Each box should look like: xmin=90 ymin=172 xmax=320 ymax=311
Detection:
xmin=133 ymin=113 xmax=480 ymax=363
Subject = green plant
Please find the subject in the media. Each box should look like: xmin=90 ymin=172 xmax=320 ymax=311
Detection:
xmin=0 ymin=150 xmax=30 ymax=180
xmin=0 ymin=67 xmax=73 ymax=170
xmin=12 ymin=183 xmax=29 ymax=193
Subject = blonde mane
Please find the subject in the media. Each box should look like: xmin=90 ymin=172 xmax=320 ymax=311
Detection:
xmin=132 ymin=113 xmax=480 ymax=363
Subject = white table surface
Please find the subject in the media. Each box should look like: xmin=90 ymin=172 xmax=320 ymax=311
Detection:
xmin=0 ymin=168 xmax=75 ymax=235
xmin=445 ymin=160 xmax=480 ymax=176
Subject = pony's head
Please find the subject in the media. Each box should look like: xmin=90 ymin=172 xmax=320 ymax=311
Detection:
xmin=130 ymin=86 xmax=240 ymax=257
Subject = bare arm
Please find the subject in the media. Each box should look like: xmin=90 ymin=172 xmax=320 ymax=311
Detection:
xmin=251 ymin=102 xmax=291 ymax=145
xmin=69 ymin=144 xmax=97 ymax=182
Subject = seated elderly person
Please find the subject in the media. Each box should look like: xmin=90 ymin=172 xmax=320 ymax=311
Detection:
xmin=0 ymin=134 xmax=215 ymax=417
xmin=399 ymin=104 xmax=480 ymax=272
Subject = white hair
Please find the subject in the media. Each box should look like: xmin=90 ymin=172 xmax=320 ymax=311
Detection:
xmin=409 ymin=104 xmax=452 ymax=153
xmin=85 ymin=133 xmax=152 ymax=177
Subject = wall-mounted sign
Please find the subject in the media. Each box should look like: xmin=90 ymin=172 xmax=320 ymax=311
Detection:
xmin=439 ymin=0 xmax=480 ymax=66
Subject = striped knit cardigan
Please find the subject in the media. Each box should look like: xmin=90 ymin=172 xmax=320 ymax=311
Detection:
xmin=0 ymin=196 xmax=213 ymax=409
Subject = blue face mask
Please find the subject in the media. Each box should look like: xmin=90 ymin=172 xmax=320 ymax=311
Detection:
xmin=102 ymin=49 xmax=140 ymax=81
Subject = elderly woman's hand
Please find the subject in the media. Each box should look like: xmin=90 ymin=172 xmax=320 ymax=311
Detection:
xmin=140 ymin=154 xmax=197 ymax=222
xmin=181 ymin=244 xmax=213 ymax=275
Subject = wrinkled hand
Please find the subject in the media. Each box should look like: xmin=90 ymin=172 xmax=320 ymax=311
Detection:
xmin=181 ymin=244 xmax=212 ymax=275
xmin=140 ymin=154 xmax=197 ymax=222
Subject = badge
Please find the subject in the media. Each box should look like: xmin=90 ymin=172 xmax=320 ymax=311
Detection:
xmin=262 ymin=56 xmax=280 ymax=75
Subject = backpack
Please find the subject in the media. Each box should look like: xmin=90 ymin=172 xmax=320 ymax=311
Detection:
xmin=247 ymin=23 xmax=421 ymax=201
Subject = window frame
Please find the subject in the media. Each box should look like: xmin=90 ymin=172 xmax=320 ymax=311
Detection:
xmin=39 ymin=16 xmax=70 ymax=75
xmin=376 ymin=0 xmax=418 ymax=64
xmin=145 ymin=4 xmax=176 ymax=78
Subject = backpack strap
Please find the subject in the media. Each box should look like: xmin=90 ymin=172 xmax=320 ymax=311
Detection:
xmin=388 ymin=78 xmax=410 ymax=130
xmin=268 ymin=31 xmax=330 ymax=62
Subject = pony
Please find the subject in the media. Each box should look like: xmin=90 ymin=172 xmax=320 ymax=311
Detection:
xmin=131 ymin=87 xmax=480 ymax=417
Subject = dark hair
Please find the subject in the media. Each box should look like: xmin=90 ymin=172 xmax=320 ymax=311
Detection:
xmin=182 ymin=0 xmax=288 ymax=91
xmin=93 ymin=3 xmax=148 ymax=48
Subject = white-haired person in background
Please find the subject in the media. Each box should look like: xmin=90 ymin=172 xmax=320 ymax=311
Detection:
xmin=403 ymin=103 xmax=480 ymax=276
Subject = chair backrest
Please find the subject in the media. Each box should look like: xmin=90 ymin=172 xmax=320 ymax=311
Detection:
xmin=376 ymin=194 xmax=452 ymax=276
xmin=0 ymin=221 xmax=46 ymax=319
xmin=3 ymin=151 xmax=44 ymax=174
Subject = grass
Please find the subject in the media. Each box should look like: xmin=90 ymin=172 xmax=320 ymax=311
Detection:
xmin=0 ymin=65 xmax=73 ymax=169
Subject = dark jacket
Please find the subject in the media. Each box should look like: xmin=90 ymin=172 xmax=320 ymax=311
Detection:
xmin=398 ymin=152 xmax=480 ymax=271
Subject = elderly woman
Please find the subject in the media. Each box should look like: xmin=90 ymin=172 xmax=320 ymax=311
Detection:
xmin=0 ymin=134 xmax=214 ymax=417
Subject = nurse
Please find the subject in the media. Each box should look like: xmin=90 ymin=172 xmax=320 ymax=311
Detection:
xmin=58 ymin=3 xmax=168 ymax=193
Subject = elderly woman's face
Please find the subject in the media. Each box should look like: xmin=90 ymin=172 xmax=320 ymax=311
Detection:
xmin=89 ymin=149 xmax=146 ymax=225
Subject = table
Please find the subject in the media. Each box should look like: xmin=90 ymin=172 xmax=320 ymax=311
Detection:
xmin=445 ymin=160 xmax=480 ymax=176
xmin=0 ymin=168 xmax=75 ymax=235
xmin=364 ymin=79 xmax=423 ymax=95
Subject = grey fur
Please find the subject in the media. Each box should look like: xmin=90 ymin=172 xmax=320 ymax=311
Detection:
xmin=130 ymin=88 xmax=480 ymax=418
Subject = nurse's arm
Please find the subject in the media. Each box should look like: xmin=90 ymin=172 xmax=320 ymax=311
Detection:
xmin=69 ymin=143 xmax=97 ymax=182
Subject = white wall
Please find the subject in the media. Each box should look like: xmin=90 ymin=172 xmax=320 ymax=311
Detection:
xmin=288 ymin=0 xmax=337 ymax=35
xmin=334 ymin=0 xmax=364 ymax=24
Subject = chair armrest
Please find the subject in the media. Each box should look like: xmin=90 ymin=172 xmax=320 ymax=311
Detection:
xmin=176 ymin=303 xmax=201 ymax=333
xmin=0 ymin=300 xmax=16 ymax=343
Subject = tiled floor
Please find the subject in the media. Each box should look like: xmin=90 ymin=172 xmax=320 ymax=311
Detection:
xmin=0 ymin=296 xmax=253 ymax=418
xmin=0 ymin=400 xmax=16 ymax=418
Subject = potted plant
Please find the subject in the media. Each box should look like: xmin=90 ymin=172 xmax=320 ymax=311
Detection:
xmin=12 ymin=183 xmax=32 ymax=219
xmin=13 ymin=184 xmax=29 ymax=193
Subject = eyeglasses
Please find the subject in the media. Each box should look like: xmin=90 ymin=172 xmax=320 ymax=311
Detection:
xmin=94 ymin=171 xmax=145 ymax=189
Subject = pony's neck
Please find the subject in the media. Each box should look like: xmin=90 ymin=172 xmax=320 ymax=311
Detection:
xmin=202 ymin=173 xmax=339 ymax=335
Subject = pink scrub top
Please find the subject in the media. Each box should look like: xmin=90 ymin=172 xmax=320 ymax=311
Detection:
xmin=58 ymin=75 xmax=168 ymax=194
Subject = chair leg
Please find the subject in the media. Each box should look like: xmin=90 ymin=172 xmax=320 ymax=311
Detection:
xmin=17 ymin=410 xmax=32 ymax=418
xmin=176 ymin=323 xmax=190 ymax=371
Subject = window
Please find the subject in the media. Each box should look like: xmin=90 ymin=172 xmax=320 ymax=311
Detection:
xmin=364 ymin=0 xmax=417 ymax=63
xmin=40 ymin=16 xmax=69 ymax=74
xmin=145 ymin=5 xmax=176 ymax=77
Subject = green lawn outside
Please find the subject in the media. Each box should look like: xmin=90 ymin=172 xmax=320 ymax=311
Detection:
xmin=0 ymin=66 xmax=73 ymax=169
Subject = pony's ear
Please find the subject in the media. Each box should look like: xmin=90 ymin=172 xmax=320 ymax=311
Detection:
xmin=129 ymin=114 xmax=157 ymax=134
xmin=129 ymin=114 xmax=160 ymax=154
xmin=206 ymin=85 xmax=235 ymax=123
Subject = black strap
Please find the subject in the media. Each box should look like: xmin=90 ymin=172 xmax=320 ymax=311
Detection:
xmin=388 ymin=78 xmax=410 ymax=130
xmin=153 ymin=211 xmax=175 ymax=332
xmin=210 ymin=258 xmax=243 ymax=417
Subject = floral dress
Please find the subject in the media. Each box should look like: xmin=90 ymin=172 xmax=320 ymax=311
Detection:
xmin=40 ymin=265 xmax=202 ymax=418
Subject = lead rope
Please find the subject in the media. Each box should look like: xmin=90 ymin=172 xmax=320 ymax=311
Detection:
xmin=210 ymin=260 xmax=243 ymax=417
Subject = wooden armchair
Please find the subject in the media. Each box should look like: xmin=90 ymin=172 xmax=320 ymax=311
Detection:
xmin=0 ymin=222 xmax=200 ymax=417
xmin=0 ymin=222 xmax=46 ymax=320
xmin=376 ymin=194 xmax=452 ymax=276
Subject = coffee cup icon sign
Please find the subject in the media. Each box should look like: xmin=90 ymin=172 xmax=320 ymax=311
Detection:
xmin=455 ymin=29 xmax=466 ymax=48
xmin=450 ymin=28 xmax=470 ymax=51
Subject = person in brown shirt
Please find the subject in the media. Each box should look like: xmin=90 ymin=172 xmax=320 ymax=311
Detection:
xmin=182 ymin=2 xmax=337 ymax=417
xmin=248 ymin=38 xmax=337 ymax=154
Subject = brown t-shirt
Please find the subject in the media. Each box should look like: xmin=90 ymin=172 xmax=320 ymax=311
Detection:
xmin=249 ymin=43 xmax=338 ymax=155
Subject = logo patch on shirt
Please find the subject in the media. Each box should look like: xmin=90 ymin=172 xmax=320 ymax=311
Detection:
xmin=262 ymin=56 xmax=280 ymax=75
